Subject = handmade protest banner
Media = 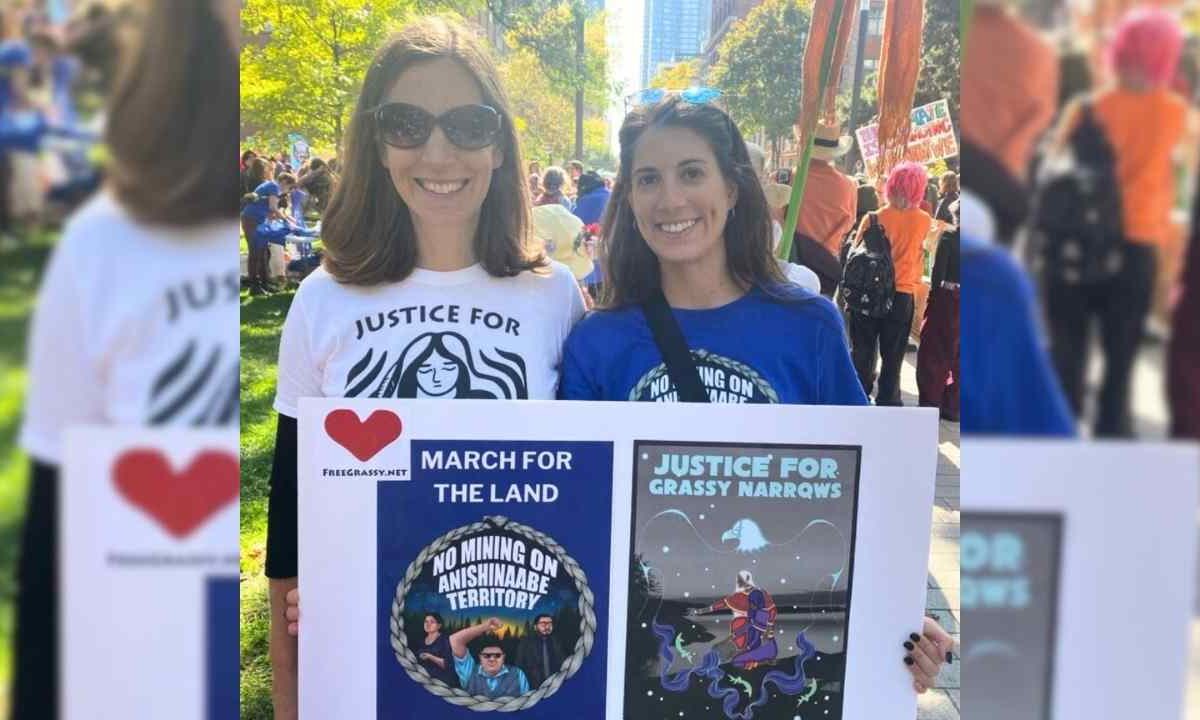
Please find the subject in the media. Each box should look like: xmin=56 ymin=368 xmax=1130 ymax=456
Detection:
xmin=299 ymin=400 xmax=938 ymax=719
xmin=962 ymin=440 xmax=1200 ymax=720
xmin=856 ymin=99 xmax=958 ymax=179
xmin=288 ymin=132 xmax=310 ymax=168
xmin=61 ymin=428 xmax=239 ymax=720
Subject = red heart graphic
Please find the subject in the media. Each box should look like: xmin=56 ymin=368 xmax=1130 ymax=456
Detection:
xmin=324 ymin=409 xmax=403 ymax=461
xmin=112 ymin=450 xmax=239 ymax=539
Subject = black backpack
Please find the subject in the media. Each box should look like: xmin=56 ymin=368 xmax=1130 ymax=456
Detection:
xmin=1031 ymin=101 xmax=1124 ymax=285
xmin=842 ymin=213 xmax=896 ymax=318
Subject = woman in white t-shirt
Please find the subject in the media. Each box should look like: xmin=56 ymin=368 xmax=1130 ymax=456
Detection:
xmin=15 ymin=0 xmax=240 ymax=714
xmin=265 ymin=17 xmax=585 ymax=717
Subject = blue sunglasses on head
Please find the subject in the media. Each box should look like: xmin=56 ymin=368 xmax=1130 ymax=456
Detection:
xmin=631 ymin=86 xmax=723 ymax=106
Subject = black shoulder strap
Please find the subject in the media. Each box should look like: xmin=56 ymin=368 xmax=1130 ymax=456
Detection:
xmin=640 ymin=289 xmax=709 ymax=403
xmin=1076 ymin=98 xmax=1096 ymax=129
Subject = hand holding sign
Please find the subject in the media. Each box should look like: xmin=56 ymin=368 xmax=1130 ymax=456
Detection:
xmin=285 ymin=587 xmax=300 ymax=637
xmin=905 ymin=617 xmax=953 ymax=694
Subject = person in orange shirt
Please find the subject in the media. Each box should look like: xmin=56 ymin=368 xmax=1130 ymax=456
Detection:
xmin=792 ymin=124 xmax=857 ymax=295
xmin=960 ymin=1 xmax=1059 ymax=243
xmin=1044 ymin=7 xmax=1190 ymax=437
xmin=847 ymin=162 xmax=937 ymax=405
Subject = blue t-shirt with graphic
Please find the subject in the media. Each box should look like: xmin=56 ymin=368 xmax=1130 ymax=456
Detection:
xmin=559 ymin=286 xmax=868 ymax=405
xmin=241 ymin=180 xmax=280 ymax=226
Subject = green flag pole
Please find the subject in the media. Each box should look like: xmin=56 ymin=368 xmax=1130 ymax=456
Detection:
xmin=778 ymin=0 xmax=848 ymax=262
xmin=961 ymin=0 xmax=974 ymax=61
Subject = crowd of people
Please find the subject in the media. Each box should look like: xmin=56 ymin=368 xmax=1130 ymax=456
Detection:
xmin=238 ymin=149 xmax=338 ymax=294
xmin=0 ymin=3 xmax=118 ymax=247
xmin=962 ymin=1 xmax=1198 ymax=440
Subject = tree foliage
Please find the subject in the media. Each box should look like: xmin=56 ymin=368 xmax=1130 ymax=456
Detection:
xmin=649 ymin=58 xmax=705 ymax=90
xmin=494 ymin=6 xmax=612 ymax=166
xmin=498 ymin=42 xmax=611 ymax=168
xmin=492 ymin=1 xmax=611 ymax=101
xmin=709 ymin=0 xmax=812 ymax=148
xmin=240 ymin=0 xmax=453 ymax=152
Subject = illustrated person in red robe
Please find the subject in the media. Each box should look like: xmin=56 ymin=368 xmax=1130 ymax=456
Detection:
xmin=687 ymin=570 xmax=778 ymax=669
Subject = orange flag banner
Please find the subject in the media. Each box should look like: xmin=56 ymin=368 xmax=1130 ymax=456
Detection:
xmin=821 ymin=0 xmax=858 ymax=124
xmin=795 ymin=0 xmax=857 ymax=151
xmin=874 ymin=0 xmax=925 ymax=180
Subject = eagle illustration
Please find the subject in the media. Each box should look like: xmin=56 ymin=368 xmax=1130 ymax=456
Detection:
xmin=720 ymin=518 xmax=769 ymax=553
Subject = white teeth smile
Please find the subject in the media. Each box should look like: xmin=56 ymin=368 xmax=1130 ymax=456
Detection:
xmin=418 ymin=179 xmax=468 ymax=195
xmin=658 ymin=219 xmax=699 ymax=233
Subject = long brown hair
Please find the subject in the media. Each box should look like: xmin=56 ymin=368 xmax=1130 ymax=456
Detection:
xmin=322 ymin=17 xmax=543 ymax=286
xmin=105 ymin=0 xmax=238 ymax=225
xmin=600 ymin=97 xmax=785 ymax=308
xmin=245 ymin=158 xmax=269 ymax=188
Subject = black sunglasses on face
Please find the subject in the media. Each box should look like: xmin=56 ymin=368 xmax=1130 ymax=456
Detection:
xmin=372 ymin=102 xmax=502 ymax=150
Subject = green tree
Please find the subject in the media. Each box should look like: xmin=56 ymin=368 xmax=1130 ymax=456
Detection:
xmin=649 ymin=58 xmax=705 ymax=89
xmin=488 ymin=1 xmax=614 ymax=157
xmin=499 ymin=45 xmax=611 ymax=167
xmin=240 ymin=0 xmax=456 ymax=152
xmin=709 ymin=0 xmax=812 ymax=156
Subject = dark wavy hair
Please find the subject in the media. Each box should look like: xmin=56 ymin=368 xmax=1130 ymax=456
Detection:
xmin=321 ymin=16 xmax=545 ymax=285
xmin=424 ymin=612 xmax=445 ymax=629
xmin=600 ymin=96 xmax=785 ymax=308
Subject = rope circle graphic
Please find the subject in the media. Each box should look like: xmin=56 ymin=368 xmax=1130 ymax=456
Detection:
xmin=628 ymin=349 xmax=781 ymax=403
xmin=390 ymin=516 xmax=596 ymax=711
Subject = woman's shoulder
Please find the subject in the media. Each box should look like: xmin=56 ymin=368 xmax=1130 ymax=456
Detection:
xmin=289 ymin=264 xmax=349 ymax=309
xmin=512 ymin=259 xmax=582 ymax=293
xmin=565 ymin=303 xmax=643 ymax=345
xmin=756 ymin=285 xmax=845 ymax=332
xmin=60 ymin=189 xmax=235 ymax=256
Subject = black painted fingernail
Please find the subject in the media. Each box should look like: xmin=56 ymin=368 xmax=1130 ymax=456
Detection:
xmin=946 ymin=651 xmax=954 ymax=664
xmin=909 ymin=633 xmax=921 ymax=643
xmin=903 ymin=656 xmax=914 ymax=666
xmin=903 ymin=641 xmax=914 ymax=651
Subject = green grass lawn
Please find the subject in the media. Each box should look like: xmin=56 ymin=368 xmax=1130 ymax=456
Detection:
xmin=240 ymin=287 xmax=294 ymax=719
xmin=0 ymin=231 xmax=57 ymax=716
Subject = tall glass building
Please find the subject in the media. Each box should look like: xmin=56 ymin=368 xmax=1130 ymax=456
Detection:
xmin=641 ymin=0 xmax=712 ymax=87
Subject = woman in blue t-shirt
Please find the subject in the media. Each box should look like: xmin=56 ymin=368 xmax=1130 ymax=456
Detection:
xmin=558 ymin=96 xmax=952 ymax=693
xmin=558 ymin=96 xmax=866 ymax=406
xmin=241 ymin=163 xmax=295 ymax=294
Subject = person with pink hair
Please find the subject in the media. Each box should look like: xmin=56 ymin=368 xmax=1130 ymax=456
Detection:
xmin=846 ymin=162 xmax=944 ymax=405
xmin=1044 ymin=6 xmax=1193 ymax=437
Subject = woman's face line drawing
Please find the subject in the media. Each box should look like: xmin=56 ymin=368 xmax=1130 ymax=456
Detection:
xmin=415 ymin=347 xmax=461 ymax=397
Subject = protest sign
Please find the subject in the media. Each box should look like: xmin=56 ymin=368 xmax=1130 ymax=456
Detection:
xmin=855 ymin=99 xmax=958 ymax=178
xmin=61 ymin=428 xmax=239 ymax=720
xmin=288 ymin=132 xmax=310 ymax=168
xmin=299 ymin=399 xmax=939 ymax=720
xmin=962 ymin=440 xmax=1200 ymax=720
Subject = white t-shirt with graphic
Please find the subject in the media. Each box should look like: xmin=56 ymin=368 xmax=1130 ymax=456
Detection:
xmin=273 ymin=261 xmax=585 ymax=417
xmin=20 ymin=191 xmax=241 ymax=464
